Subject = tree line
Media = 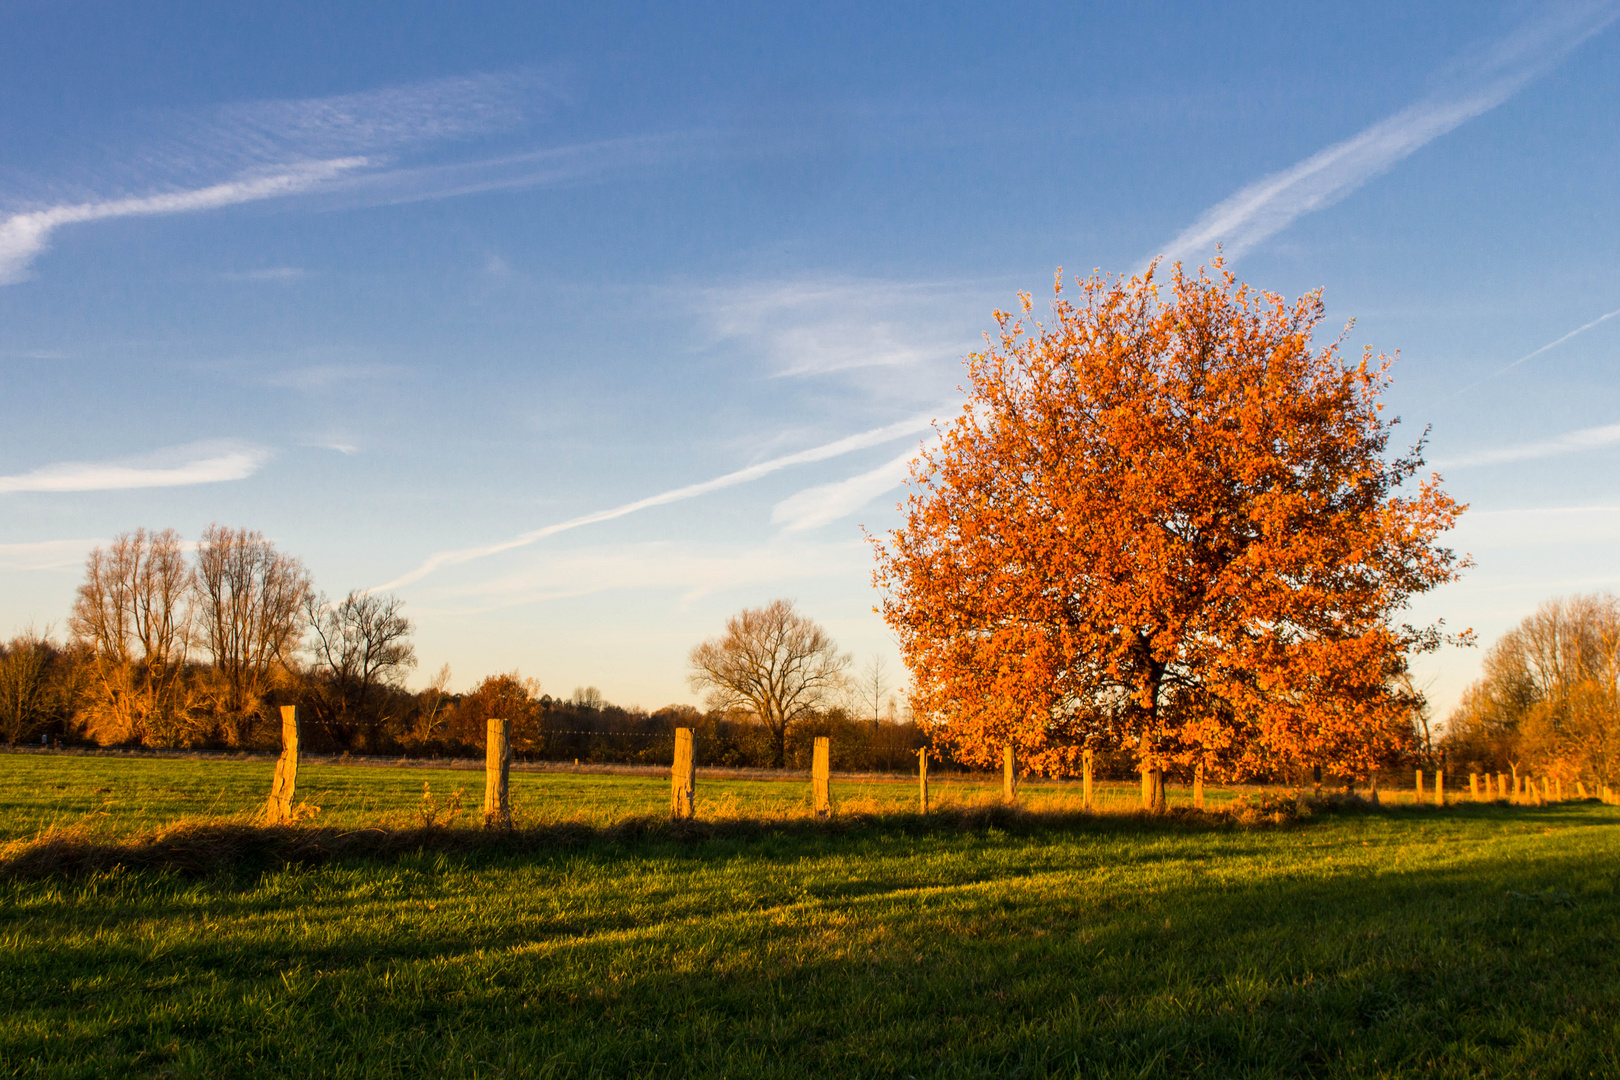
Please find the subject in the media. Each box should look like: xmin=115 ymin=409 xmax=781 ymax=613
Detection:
xmin=1442 ymin=592 xmax=1620 ymax=789
xmin=0 ymin=530 xmax=943 ymax=770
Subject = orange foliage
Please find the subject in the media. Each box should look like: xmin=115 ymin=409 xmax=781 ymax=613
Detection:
xmin=872 ymin=261 xmax=1468 ymax=781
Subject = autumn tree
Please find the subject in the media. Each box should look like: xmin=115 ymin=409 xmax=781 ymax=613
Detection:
xmin=689 ymin=599 xmax=850 ymax=767
xmin=68 ymin=528 xmax=194 ymax=745
xmin=194 ymin=524 xmax=313 ymax=744
xmin=1444 ymin=593 xmax=1620 ymax=787
xmin=305 ymin=590 xmax=417 ymax=748
xmin=452 ymin=671 xmax=543 ymax=752
xmin=873 ymin=261 xmax=1467 ymax=793
xmin=0 ymin=629 xmax=79 ymax=745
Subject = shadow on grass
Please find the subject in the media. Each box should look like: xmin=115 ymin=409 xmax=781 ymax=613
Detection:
xmin=3 ymin=795 xmax=1607 ymax=881
xmin=1 ymin=805 xmax=1616 ymax=1079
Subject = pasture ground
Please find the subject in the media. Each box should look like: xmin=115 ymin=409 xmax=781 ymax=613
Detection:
xmin=1 ymin=753 xmax=1616 ymax=1078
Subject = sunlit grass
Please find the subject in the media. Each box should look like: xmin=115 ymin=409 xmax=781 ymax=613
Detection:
xmin=1 ymin=753 xmax=1616 ymax=1079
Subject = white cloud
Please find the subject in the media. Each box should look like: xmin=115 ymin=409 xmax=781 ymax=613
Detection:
xmin=0 ymin=159 xmax=365 ymax=284
xmin=701 ymin=278 xmax=987 ymax=377
xmin=0 ymin=539 xmax=101 ymax=570
xmin=375 ymin=413 xmax=942 ymax=591
xmin=1156 ymin=4 xmax=1619 ymax=266
xmin=0 ymin=441 xmax=271 ymax=494
xmin=1434 ymin=421 xmax=1620 ymax=469
xmin=772 ymin=445 xmax=925 ymax=532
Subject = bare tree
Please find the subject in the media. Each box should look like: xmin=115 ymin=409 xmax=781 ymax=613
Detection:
xmin=852 ymin=654 xmax=892 ymax=729
xmin=68 ymin=529 xmax=193 ymax=745
xmin=689 ymin=599 xmax=849 ymax=768
xmin=194 ymin=525 xmax=313 ymax=744
xmin=409 ymin=663 xmax=455 ymax=745
xmin=306 ymin=590 xmax=417 ymax=746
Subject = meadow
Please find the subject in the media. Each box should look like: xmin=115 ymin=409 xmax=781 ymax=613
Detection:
xmin=1 ymin=752 xmax=1616 ymax=1078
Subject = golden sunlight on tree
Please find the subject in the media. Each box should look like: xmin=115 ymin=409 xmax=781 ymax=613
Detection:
xmin=194 ymin=524 xmax=314 ymax=745
xmin=873 ymin=260 xmax=1468 ymax=791
xmin=69 ymin=528 xmax=194 ymax=746
xmin=689 ymin=599 xmax=850 ymax=768
xmin=1444 ymin=592 xmax=1620 ymax=788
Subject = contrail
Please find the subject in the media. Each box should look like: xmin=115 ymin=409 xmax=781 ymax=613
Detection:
xmin=1154 ymin=3 xmax=1619 ymax=267
xmin=1425 ymin=306 xmax=1620 ymax=410
xmin=372 ymin=411 xmax=942 ymax=591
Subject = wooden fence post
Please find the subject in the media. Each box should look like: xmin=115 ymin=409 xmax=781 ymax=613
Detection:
xmin=1414 ymin=769 xmax=1424 ymax=806
xmin=1577 ymin=781 xmax=1587 ymax=798
xmin=1435 ymin=771 xmax=1445 ymax=806
xmin=1082 ymin=747 xmax=1094 ymax=811
xmin=1470 ymin=773 xmax=1479 ymax=798
xmin=1003 ymin=744 xmax=1018 ymax=803
xmin=917 ymin=748 xmax=929 ymax=814
xmin=484 ymin=717 xmax=511 ymax=828
xmin=670 ymin=727 xmax=695 ymax=820
xmin=265 ymin=705 xmax=300 ymax=824
xmin=812 ymin=736 xmax=832 ymax=818
xmin=1193 ymin=761 xmax=1205 ymax=810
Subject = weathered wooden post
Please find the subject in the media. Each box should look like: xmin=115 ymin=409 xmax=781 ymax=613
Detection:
xmin=1470 ymin=773 xmax=1479 ymax=798
xmin=1193 ymin=761 xmax=1205 ymax=810
xmin=917 ymin=747 xmax=929 ymax=814
xmin=1555 ymin=778 xmax=1564 ymax=801
xmin=1003 ymin=743 xmax=1018 ymax=803
xmin=484 ymin=717 xmax=511 ymax=828
xmin=265 ymin=705 xmax=300 ymax=824
xmin=1483 ymin=773 xmax=1493 ymax=799
xmin=670 ymin=727 xmax=695 ymax=820
xmin=1082 ymin=747 xmax=1095 ymax=811
xmin=1541 ymin=777 xmax=1550 ymax=800
xmin=1435 ymin=771 xmax=1445 ymax=806
xmin=1414 ymin=769 xmax=1424 ymax=805
xmin=1577 ymin=780 xmax=1587 ymax=798
xmin=812 ymin=736 xmax=832 ymax=818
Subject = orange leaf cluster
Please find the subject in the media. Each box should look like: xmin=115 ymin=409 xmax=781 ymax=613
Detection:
xmin=872 ymin=261 xmax=1467 ymax=781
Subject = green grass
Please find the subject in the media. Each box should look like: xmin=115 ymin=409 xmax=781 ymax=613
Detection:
xmin=1 ymin=755 xmax=1617 ymax=1078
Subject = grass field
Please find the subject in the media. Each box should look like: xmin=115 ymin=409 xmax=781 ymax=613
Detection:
xmin=2 ymin=753 xmax=1617 ymax=1078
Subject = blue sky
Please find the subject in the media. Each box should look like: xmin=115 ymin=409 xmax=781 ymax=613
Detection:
xmin=2 ymin=1 xmax=1618 ymax=719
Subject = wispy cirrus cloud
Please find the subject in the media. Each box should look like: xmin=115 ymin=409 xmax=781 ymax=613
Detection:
xmin=0 ymin=441 xmax=271 ymax=494
xmin=375 ymin=412 xmax=941 ymax=591
xmin=700 ymin=278 xmax=990 ymax=377
xmin=0 ymin=158 xmax=364 ymax=284
xmin=1434 ymin=421 xmax=1620 ymax=470
xmin=1156 ymin=3 xmax=1620 ymax=266
xmin=0 ymin=68 xmax=713 ymax=285
xmin=772 ymin=443 xmax=928 ymax=532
